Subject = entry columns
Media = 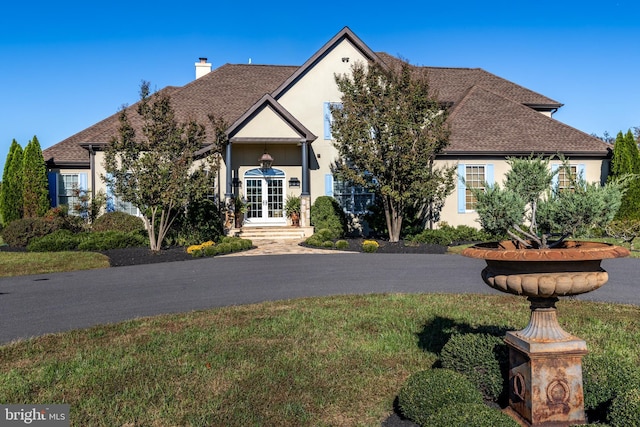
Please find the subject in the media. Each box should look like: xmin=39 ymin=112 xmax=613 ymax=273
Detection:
xmin=300 ymin=140 xmax=311 ymax=227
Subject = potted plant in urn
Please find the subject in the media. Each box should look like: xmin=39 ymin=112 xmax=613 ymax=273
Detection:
xmin=462 ymin=155 xmax=629 ymax=427
xmin=285 ymin=194 xmax=301 ymax=227
xmin=234 ymin=195 xmax=247 ymax=229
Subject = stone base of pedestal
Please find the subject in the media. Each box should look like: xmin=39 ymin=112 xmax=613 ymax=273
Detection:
xmin=505 ymin=331 xmax=587 ymax=426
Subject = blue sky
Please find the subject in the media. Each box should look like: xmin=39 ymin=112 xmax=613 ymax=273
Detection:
xmin=1 ymin=1 xmax=639 ymax=175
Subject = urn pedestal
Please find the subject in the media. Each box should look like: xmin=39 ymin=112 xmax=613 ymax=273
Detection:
xmin=463 ymin=241 xmax=629 ymax=427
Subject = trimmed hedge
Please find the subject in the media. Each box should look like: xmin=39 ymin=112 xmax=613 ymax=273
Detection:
xmin=27 ymin=229 xmax=82 ymax=252
xmin=426 ymin=403 xmax=519 ymax=427
xmin=77 ymin=231 xmax=146 ymax=251
xmin=439 ymin=333 xmax=508 ymax=402
xmin=608 ymin=388 xmax=640 ymax=427
xmin=408 ymin=223 xmax=493 ymax=246
xmin=398 ymin=369 xmax=483 ymax=426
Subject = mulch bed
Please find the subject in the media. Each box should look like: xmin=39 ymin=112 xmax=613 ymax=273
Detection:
xmin=2 ymin=239 xmax=449 ymax=268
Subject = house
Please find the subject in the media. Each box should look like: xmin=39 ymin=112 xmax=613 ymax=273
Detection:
xmin=42 ymin=27 xmax=611 ymax=236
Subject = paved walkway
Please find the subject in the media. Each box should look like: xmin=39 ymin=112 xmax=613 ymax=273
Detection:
xmin=224 ymin=238 xmax=345 ymax=256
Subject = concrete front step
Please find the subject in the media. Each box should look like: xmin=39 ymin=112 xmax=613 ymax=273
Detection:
xmin=232 ymin=226 xmax=314 ymax=240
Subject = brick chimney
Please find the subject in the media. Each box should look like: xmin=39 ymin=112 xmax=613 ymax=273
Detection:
xmin=195 ymin=57 xmax=211 ymax=79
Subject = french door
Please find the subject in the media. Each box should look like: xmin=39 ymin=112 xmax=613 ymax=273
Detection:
xmin=244 ymin=175 xmax=285 ymax=225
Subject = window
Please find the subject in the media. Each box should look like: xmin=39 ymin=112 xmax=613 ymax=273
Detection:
xmin=58 ymin=174 xmax=80 ymax=212
xmin=323 ymin=102 xmax=342 ymax=140
xmin=457 ymin=164 xmax=494 ymax=213
xmin=105 ymin=173 xmax=139 ymax=216
xmin=465 ymin=166 xmax=485 ymax=210
xmin=552 ymin=164 xmax=585 ymax=192
xmin=333 ymin=179 xmax=375 ymax=215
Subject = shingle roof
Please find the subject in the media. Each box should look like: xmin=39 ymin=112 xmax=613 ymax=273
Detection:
xmin=43 ymin=29 xmax=608 ymax=166
xmin=43 ymin=65 xmax=298 ymax=165
xmin=444 ymin=85 xmax=610 ymax=155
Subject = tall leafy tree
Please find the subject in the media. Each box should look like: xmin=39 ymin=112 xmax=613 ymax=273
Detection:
xmin=331 ymin=60 xmax=456 ymax=242
xmin=22 ymin=135 xmax=50 ymax=217
xmin=104 ymin=82 xmax=220 ymax=252
xmin=0 ymin=140 xmax=24 ymax=225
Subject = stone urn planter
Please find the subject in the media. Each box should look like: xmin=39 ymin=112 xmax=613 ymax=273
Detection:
xmin=463 ymin=240 xmax=629 ymax=426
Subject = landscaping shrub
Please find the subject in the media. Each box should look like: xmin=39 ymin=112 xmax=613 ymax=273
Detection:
xmin=439 ymin=333 xmax=508 ymax=402
xmin=583 ymin=353 xmax=640 ymax=419
xmin=43 ymin=207 xmax=86 ymax=233
xmin=305 ymin=228 xmax=337 ymax=248
xmin=335 ymin=239 xmax=349 ymax=250
xmin=92 ymin=211 xmax=145 ymax=234
xmin=1 ymin=217 xmax=56 ymax=247
xmin=426 ymin=403 xmax=519 ymax=427
xmin=398 ymin=369 xmax=483 ymax=426
xmin=608 ymin=388 xmax=640 ymax=427
xmin=167 ymin=198 xmax=223 ymax=246
xmin=409 ymin=223 xmax=493 ymax=246
xmin=310 ymin=196 xmax=346 ymax=239
xmin=77 ymin=231 xmax=146 ymax=251
xmin=322 ymin=240 xmax=335 ymax=248
xmin=362 ymin=239 xmax=379 ymax=253
xmin=186 ymin=240 xmax=215 ymax=257
xmin=27 ymin=229 xmax=83 ymax=252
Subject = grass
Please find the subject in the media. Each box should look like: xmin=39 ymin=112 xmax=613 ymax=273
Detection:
xmin=0 ymin=293 xmax=638 ymax=426
xmin=0 ymin=251 xmax=110 ymax=277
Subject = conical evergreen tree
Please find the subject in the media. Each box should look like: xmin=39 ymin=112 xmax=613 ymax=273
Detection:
xmin=609 ymin=131 xmax=631 ymax=179
xmin=1 ymin=140 xmax=24 ymax=224
xmin=22 ymin=136 xmax=50 ymax=217
xmin=614 ymin=130 xmax=640 ymax=220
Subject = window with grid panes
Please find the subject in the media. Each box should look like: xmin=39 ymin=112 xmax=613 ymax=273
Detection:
xmin=465 ymin=165 xmax=485 ymax=210
xmin=557 ymin=165 xmax=577 ymax=192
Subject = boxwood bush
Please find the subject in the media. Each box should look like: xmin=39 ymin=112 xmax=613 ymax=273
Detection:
xmin=305 ymin=228 xmax=337 ymax=248
xmin=426 ymin=403 xmax=519 ymax=427
xmin=310 ymin=196 xmax=346 ymax=239
xmin=608 ymin=388 xmax=640 ymax=427
xmin=408 ymin=223 xmax=494 ymax=246
xmin=398 ymin=369 xmax=483 ymax=426
xmin=439 ymin=333 xmax=508 ymax=403
xmin=583 ymin=354 xmax=640 ymax=422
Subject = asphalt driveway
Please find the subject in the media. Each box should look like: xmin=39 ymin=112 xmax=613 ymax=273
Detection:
xmin=0 ymin=253 xmax=638 ymax=345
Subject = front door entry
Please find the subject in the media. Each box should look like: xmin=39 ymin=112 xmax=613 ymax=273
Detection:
xmin=244 ymin=168 xmax=286 ymax=225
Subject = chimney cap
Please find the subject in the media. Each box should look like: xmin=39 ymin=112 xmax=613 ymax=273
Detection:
xmin=199 ymin=57 xmax=208 ymax=63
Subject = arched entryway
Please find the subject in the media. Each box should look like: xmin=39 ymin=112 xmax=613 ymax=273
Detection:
xmin=244 ymin=168 xmax=286 ymax=225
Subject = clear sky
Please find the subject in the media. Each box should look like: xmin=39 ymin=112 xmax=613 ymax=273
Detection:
xmin=1 ymin=0 xmax=639 ymax=175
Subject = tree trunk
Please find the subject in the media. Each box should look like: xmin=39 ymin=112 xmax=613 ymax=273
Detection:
xmin=383 ymin=197 xmax=403 ymax=242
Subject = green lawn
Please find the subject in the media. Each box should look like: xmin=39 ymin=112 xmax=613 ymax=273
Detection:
xmin=0 ymin=294 xmax=638 ymax=426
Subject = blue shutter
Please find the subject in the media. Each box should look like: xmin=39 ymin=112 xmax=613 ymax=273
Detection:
xmin=105 ymin=173 xmax=115 ymax=212
xmin=577 ymin=164 xmax=585 ymax=180
xmin=551 ymin=164 xmax=559 ymax=189
xmin=325 ymin=174 xmax=334 ymax=196
xmin=79 ymin=173 xmax=88 ymax=192
xmin=47 ymin=172 xmax=58 ymax=208
xmin=323 ymin=102 xmax=331 ymax=140
xmin=457 ymin=164 xmax=466 ymax=213
xmin=485 ymin=164 xmax=494 ymax=187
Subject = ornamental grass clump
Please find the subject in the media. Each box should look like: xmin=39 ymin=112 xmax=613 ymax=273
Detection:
xmin=471 ymin=155 xmax=625 ymax=249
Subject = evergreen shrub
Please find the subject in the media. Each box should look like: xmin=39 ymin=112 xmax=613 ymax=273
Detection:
xmin=77 ymin=231 xmax=146 ymax=251
xmin=335 ymin=239 xmax=349 ymax=250
xmin=1 ymin=218 xmax=56 ymax=247
xmin=92 ymin=212 xmax=145 ymax=233
xmin=322 ymin=240 xmax=335 ymax=248
xmin=583 ymin=354 xmax=640 ymax=421
xmin=608 ymin=388 xmax=640 ymax=427
xmin=310 ymin=196 xmax=346 ymax=239
xmin=439 ymin=333 xmax=508 ymax=402
xmin=27 ymin=229 xmax=82 ymax=252
xmin=398 ymin=369 xmax=483 ymax=426
xmin=426 ymin=403 xmax=519 ymax=427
